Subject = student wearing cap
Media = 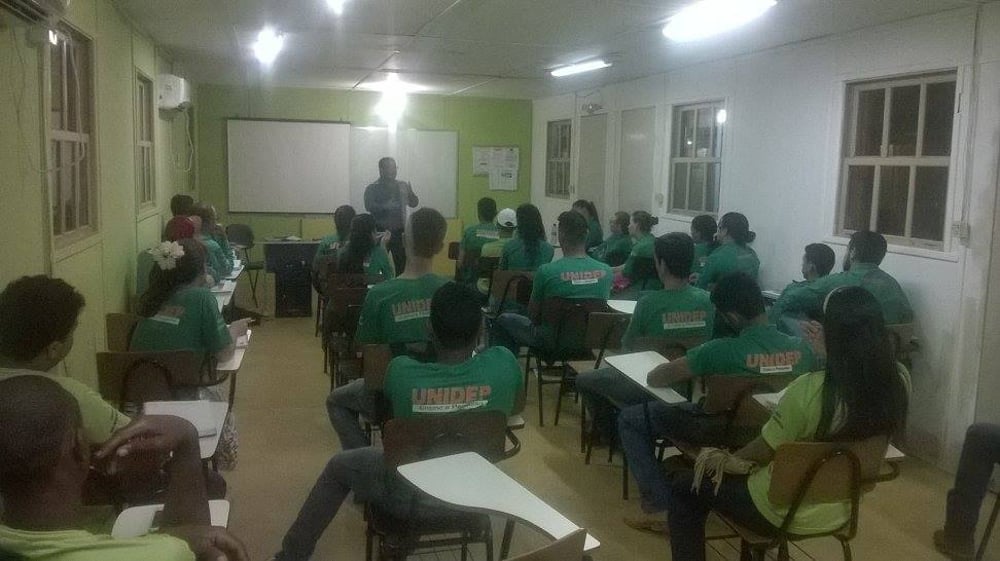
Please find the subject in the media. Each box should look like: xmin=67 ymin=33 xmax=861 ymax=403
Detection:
xmin=768 ymin=243 xmax=837 ymax=329
xmin=476 ymin=207 xmax=517 ymax=293
xmin=589 ymin=211 xmax=633 ymax=267
xmin=501 ymin=203 xmax=554 ymax=271
xmin=696 ymin=212 xmax=759 ymax=290
xmin=458 ymin=197 xmax=500 ymax=283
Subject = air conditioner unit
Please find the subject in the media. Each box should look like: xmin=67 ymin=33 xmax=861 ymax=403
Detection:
xmin=158 ymin=74 xmax=192 ymax=110
xmin=0 ymin=0 xmax=69 ymax=25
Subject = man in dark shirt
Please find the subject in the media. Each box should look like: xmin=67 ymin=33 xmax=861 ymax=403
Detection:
xmin=364 ymin=157 xmax=419 ymax=272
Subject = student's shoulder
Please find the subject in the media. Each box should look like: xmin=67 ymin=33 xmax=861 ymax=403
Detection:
xmin=478 ymin=345 xmax=519 ymax=365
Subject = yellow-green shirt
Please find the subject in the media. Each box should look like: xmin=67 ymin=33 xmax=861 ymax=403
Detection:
xmin=477 ymin=238 xmax=510 ymax=293
xmin=0 ymin=525 xmax=194 ymax=561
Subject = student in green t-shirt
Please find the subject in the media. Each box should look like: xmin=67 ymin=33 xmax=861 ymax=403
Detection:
xmin=618 ymin=272 xmax=816 ymax=532
xmin=336 ymin=213 xmax=396 ymax=280
xmin=589 ymin=211 xmax=633 ymax=267
xmin=500 ymin=203 xmax=555 ymax=272
xmin=617 ymin=211 xmax=663 ymax=293
xmin=695 ymin=211 xmax=759 ymax=290
xmin=0 ymin=376 xmax=249 ymax=561
xmin=573 ymin=199 xmax=604 ymax=250
xmin=768 ymin=242 xmax=836 ymax=330
xmin=690 ymin=214 xmax=718 ymax=276
xmin=327 ymin=208 xmax=450 ymax=450
xmin=665 ymin=286 xmax=908 ymax=561
xmin=185 ymin=214 xmax=230 ymax=283
xmin=476 ymin=207 xmax=517 ymax=293
xmin=457 ymin=197 xmax=499 ymax=283
xmin=577 ymin=232 xmax=715 ymax=442
xmin=314 ymin=205 xmax=356 ymax=265
xmin=490 ymin=211 xmax=613 ymax=354
xmin=192 ymin=203 xmax=236 ymax=263
xmin=274 ymin=282 xmax=521 ymax=561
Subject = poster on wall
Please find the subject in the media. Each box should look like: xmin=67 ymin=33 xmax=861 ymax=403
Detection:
xmin=473 ymin=146 xmax=520 ymax=191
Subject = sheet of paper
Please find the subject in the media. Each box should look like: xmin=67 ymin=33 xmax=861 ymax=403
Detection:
xmin=489 ymin=166 xmax=517 ymax=191
xmin=144 ymin=400 xmax=218 ymax=437
xmin=473 ymin=147 xmax=491 ymax=176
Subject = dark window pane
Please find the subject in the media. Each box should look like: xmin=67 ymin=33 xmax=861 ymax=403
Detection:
xmin=888 ymin=85 xmax=919 ymax=156
xmin=706 ymin=163 xmax=720 ymax=212
xmin=912 ymin=166 xmax=948 ymax=241
xmin=923 ymin=81 xmax=955 ymax=156
xmin=679 ymin=109 xmax=695 ymax=157
xmin=689 ymin=163 xmax=706 ymax=212
xmin=845 ymin=166 xmax=875 ymax=231
xmin=855 ymin=89 xmax=885 ymax=156
xmin=876 ymin=166 xmax=909 ymax=237
xmin=672 ymin=163 xmax=688 ymax=210
xmin=695 ymin=108 xmax=712 ymax=158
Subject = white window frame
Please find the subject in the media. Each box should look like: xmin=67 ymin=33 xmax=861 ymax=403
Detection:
xmin=668 ymin=100 xmax=725 ymax=216
xmin=545 ymin=119 xmax=572 ymax=199
xmin=135 ymin=72 xmax=155 ymax=209
xmin=837 ymin=72 xmax=957 ymax=251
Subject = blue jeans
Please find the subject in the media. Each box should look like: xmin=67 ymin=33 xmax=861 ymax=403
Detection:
xmin=490 ymin=313 xmax=544 ymax=354
xmin=575 ymin=367 xmax=649 ymax=438
xmin=326 ymin=379 xmax=376 ymax=450
xmin=618 ymin=401 xmax=727 ymax=513
xmin=945 ymin=423 xmax=1000 ymax=544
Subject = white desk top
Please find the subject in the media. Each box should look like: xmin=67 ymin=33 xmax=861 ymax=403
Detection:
xmin=761 ymin=289 xmax=782 ymax=302
xmin=604 ymin=351 xmax=686 ymax=404
xmin=608 ymin=300 xmax=637 ymax=315
xmin=216 ymin=330 xmax=251 ymax=373
xmin=397 ymin=452 xmax=600 ymax=552
xmin=224 ymin=264 xmax=245 ymax=281
xmin=211 ymin=280 xmax=237 ymax=293
xmin=144 ymin=400 xmax=229 ymax=459
xmin=111 ymin=499 xmax=230 ymax=538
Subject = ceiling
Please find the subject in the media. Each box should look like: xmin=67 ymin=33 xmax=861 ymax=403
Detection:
xmin=113 ymin=0 xmax=984 ymax=99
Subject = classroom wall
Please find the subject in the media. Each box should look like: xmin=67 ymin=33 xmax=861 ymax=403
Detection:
xmin=530 ymin=5 xmax=1000 ymax=469
xmin=0 ymin=1 xmax=196 ymax=387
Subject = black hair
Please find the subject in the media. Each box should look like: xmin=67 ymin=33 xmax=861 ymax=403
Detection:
xmin=409 ymin=207 xmax=448 ymax=259
xmin=690 ymin=214 xmax=718 ymax=244
xmin=333 ymin=205 xmax=357 ymax=240
xmin=0 ymin=375 xmax=82 ymax=493
xmin=718 ymin=212 xmax=756 ymax=245
xmin=478 ymin=198 xmax=498 ymax=223
xmin=818 ymin=286 xmax=908 ymax=440
xmin=0 ymin=276 xmax=85 ymax=362
xmin=340 ymin=214 xmax=378 ymax=275
xmin=430 ymin=282 xmax=483 ymax=350
xmin=558 ymin=211 xmax=589 ymax=248
xmin=611 ymin=211 xmax=630 ymax=233
xmin=170 ymin=194 xmax=194 ymax=217
xmin=516 ymin=204 xmax=546 ymax=261
xmin=572 ymin=200 xmax=599 ymax=222
xmin=849 ymin=230 xmax=888 ymax=265
xmin=804 ymin=243 xmax=836 ymax=277
xmin=710 ymin=272 xmax=765 ymax=320
xmin=138 ymin=238 xmax=207 ymax=317
xmin=654 ymin=232 xmax=695 ymax=279
xmin=631 ymin=211 xmax=658 ymax=234
xmin=378 ymin=157 xmax=395 ymax=172
xmin=189 ymin=203 xmax=217 ymax=228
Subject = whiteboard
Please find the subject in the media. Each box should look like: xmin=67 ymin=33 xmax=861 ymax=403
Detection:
xmin=349 ymin=128 xmax=458 ymax=218
xmin=227 ymin=119 xmax=352 ymax=213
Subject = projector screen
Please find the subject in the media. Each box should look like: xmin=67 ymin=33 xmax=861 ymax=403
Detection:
xmin=227 ymin=119 xmax=351 ymax=213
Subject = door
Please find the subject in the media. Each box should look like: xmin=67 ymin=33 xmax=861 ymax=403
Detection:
xmin=578 ymin=114 xmax=608 ymax=219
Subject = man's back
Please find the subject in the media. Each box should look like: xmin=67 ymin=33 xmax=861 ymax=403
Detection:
xmin=686 ymin=324 xmax=816 ymax=378
xmin=623 ymin=285 xmax=715 ymax=348
xmin=0 ymin=525 xmax=194 ymax=561
xmin=780 ymin=263 xmax=913 ymax=325
xmin=356 ymin=274 xmax=449 ymax=345
xmin=532 ymin=256 xmax=613 ymax=302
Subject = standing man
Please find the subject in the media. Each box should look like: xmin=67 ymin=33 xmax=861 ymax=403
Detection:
xmin=364 ymin=157 xmax=419 ymax=272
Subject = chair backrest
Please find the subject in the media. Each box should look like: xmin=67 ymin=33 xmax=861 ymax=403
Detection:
xmin=225 ymin=223 xmax=254 ymax=248
xmin=106 ymin=313 xmax=141 ymax=352
xmin=507 ymin=528 xmax=587 ymax=561
xmin=477 ymin=255 xmax=500 ymax=279
xmin=382 ymin=409 xmax=508 ymax=468
xmin=447 ymin=241 xmax=461 ymax=260
xmin=701 ymin=374 xmax=799 ymax=415
xmin=96 ymin=350 xmax=204 ymax=410
xmin=325 ymin=282 xmax=370 ymax=338
xmin=630 ymin=256 xmax=658 ymax=287
xmin=584 ymin=312 xmax=630 ymax=365
xmin=769 ymin=435 xmax=889 ymax=507
xmin=490 ymin=270 xmax=534 ymax=309
xmin=362 ymin=344 xmax=393 ymax=391
xmin=538 ymin=297 xmax=611 ymax=353
xmin=630 ymin=335 xmax=707 ymax=361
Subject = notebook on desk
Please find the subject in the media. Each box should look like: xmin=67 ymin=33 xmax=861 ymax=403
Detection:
xmin=144 ymin=400 xmax=218 ymax=437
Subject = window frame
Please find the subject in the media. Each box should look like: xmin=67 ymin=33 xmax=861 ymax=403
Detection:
xmin=668 ymin=100 xmax=725 ymax=216
xmin=836 ymin=71 xmax=958 ymax=251
xmin=135 ymin=71 xmax=156 ymax=210
xmin=545 ymin=119 xmax=572 ymax=199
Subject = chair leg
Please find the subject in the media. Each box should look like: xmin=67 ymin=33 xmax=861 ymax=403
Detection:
xmin=840 ymin=538 xmax=853 ymax=561
xmin=248 ymin=271 xmax=259 ymax=307
xmin=580 ymin=404 xmax=587 ymax=453
xmin=554 ymin=368 xmax=566 ymax=427
xmin=777 ymin=541 xmax=790 ymax=561
xmin=739 ymin=540 xmax=753 ymax=561
xmin=976 ymin=495 xmax=1000 ymax=561
xmin=500 ymin=518 xmax=515 ymax=559
xmin=622 ymin=455 xmax=630 ymax=501
xmin=537 ymin=366 xmax=545 ymax=427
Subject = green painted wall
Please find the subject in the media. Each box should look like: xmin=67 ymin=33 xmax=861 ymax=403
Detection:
xmin=196 ymin=84 xmax=532 ymax=255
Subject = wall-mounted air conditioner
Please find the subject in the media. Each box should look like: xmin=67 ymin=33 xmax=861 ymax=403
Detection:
xmin=0 ymin=0 xmax=69 ymax=25
xmin=158 ymin=74 xmax=192 ymax=110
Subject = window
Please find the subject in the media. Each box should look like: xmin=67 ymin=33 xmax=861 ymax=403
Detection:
xmin=669 ymin=101 xmax=725 ymax=214
xmin=135 ymin=73 xmax=155 ymax=207
xmin=49 ymin=25 xmax=95 ymax=243
xmin=545 ymin=119 xmax=572 ymax=198
xmin=838 ymin=73 xmax=956 ymax=249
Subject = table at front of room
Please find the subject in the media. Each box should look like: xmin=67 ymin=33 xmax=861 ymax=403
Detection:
xmin=262 ymin=240 xmax=320 ymax=317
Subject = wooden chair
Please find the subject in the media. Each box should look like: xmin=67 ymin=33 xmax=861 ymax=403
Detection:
xmin=476 ymin=255 xmax=501 ymax=293
xmin=105 ymin=313 xmax=141 ymax=352
xmin=714 ymin=435 xmax=889 ymax=561
xmin=485 ymin=270 xmax=534 ymax=317
xmin=367 ymin=410 xmax=507 ymax=561
xmin=507 ymin=528 xmax=587 ymax=561
xmin=700 ymin=373 xmax=800 ymax=449
xmin=322 ymin=273 xmax=382 ymax=387
xmin=96 ymin=350 xmax=213 ymax=411
xmin=630 ymin=335 xmax=708 ymax=399
xmin=359 ymin=344 xmax=393 ymax=444
xmin=574 ymin=312 xmax=630 ymax=456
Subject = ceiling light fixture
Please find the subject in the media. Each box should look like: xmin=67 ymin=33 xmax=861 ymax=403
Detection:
xmin=327 ymin=0 xmax=349 ymax=15
xmin=550 ymin=59 xmax=612 ymax=78
xmin=662 ymin=0 xmax=777 ymax=42
xmin=367 ymin=74 xmax=418 ymax=132
xmin=252 ymin=27 xmax=285 ymax=66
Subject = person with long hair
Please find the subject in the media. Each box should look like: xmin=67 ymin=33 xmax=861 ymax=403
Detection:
xmin=617 ymin=211 xmax=662 ymax=292
xmin=696 ymin=211 xmax=759 ymax=290
xmin=690 ymin=214 xmax=718 ymax=276
xmin=500 ymin=203 xmax=554 ymax=271
xmin=664 ymin=286 xmax=908 ymax=561
xmin=589 ymin=210 xmax=633 ymax=266
xmin=190 ymin=203 xmax=235 ymax=278
xmin=316 ymin=205 xmax=356 ymax=260
xmin=336 ymin=214 xmax=395 ymax=280
xmin=457 ymin=197 xmax=499 ymax=283
xmin=573 ymin=199 xmax=603 ymax=250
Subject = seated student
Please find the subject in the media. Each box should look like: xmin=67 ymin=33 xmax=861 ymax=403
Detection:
xmin=170 ymin=193 xmax=194 ymax=218
xmin=192 ymin=203 xmax=236 ymax=264
xmin=187 ymin=207 xmax=233 ymax=281
xmin=690 ymin=214 xmax=718 ymax=276
xmin=327 ymin=208 xmax=450 ymax=450
xmin=0 ymin=376 xmax=248 ymax=561
xmin=935 ymin=424 xmax=1000 ymax=560
xmin=618 ymin=272 xmax=816 ymax=532
xmin=665 ymin=286 xmax=908 ymax=561
xmin=589 ymin=211 xmax=633 ymax=267
xmin=616 ymin=211 xmax=662 ymax=293
xmin=500 ymin=203 xmax=554 ymax=272
xmin=457 ymin=197 xmax=499 ymax=283
xmin=491 ymin=211 xmax=613 ymax=353
xmin=577 ymin=232 xmax=715 ymax=440
xmin=476 ymin=207 xmax=517 ymax=293
xmin=768 ymin=242 xmax=836 ymax=329
xmin=573 ymin=199 xmax=604 ymax=250
xmin=316 ymin=204 xmax=356 ymax=260
xmin=273 ymin=282 xmax=522 ymax=561
xmin=696 ymin=212 xmax=759 ymax=290
xmin=336 ymin=214 xmax=395 ymax=280
xmin=775 ymin=230 xmax=914 ymax=326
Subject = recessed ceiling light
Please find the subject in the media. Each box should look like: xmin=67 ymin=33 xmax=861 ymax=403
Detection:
xmin=327 ymin=0 xmax=348 ymax=15
xmin=252 ymin=27 xmax=284 ymax=66
xmin=550 ymin=59 xmax=612 ymax=78
xmin=663 ymin=0 xmax=777 ymax=42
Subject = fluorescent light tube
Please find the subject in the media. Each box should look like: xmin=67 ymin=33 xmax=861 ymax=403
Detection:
xmin=252 ymin=27 xmax=284 ymax=66
xmin=663 ymin=0 xmax=777 ymax=42
xmin=550 ymin=59 xmax=612 ymax=78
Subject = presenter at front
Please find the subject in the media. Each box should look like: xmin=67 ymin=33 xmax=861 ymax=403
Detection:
xmin=364 ymin=157 xmax=418 ymax=272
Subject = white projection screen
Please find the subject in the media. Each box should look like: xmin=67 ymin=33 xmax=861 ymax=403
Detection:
xmin=227 ymin=119 xmax=352 ymax=213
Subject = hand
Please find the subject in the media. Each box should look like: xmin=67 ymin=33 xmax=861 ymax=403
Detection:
xmin=646 ymin=363 xmax=671 ymax=387
xmin=163 ymin=526 xmax=249 ymax=561
xmin=378 ymin=231 xmax=392 ymax=248
xmin=95 ymin=415 xmax=199 ymax=464
xmin=802 ymin=320 xmax=826 ymax=360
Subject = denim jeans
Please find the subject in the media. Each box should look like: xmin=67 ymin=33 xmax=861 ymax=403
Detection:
xmin=575 ymin=367 xmax=650 ymax=438
xmin=326 ymin=379 xmax=377 ymax=451
xmin=490 ymin=312 xmax=544 ymax=354
xmin=618 ymin=401 xmax=727 ymax=513
xmin=945 ymin=423 xmax=1000 ymax=544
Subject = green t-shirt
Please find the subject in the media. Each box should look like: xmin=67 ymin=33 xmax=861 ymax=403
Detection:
xmin=130 ymin=286 xmax=232 ymax=355
xmin=0 ymin=368 xmax=131 ymax=445
xmin=771 ymin=263 xmax=913 ymax=325
xmin=336 ymin=244 xmax=395 ymax=280
xmin=315 ymin=233 xmax=340 ymax=260
xmin=696 ymin=241 xmax=759 ymax=289
xmin=0 ymin=525 xmax=194 ymax=561
xmin=383 ymin=346 xmax=522 ymax=418
xmin=356 ymin=274 xmax=450 ymax=345
xmin=686 ymin=324 xmax=815 ymax=377
xmin=208 ymin=230 xmax=236 ymax=263
xmin=461 ymin=222 xmax=500 ymax=254
xmin=532 ymin=256 xmax=613 ymax=304
xmin=621 ymin=285 xmax=715 ymax=350
xmin=500 ymin=238 xmax=555 ymax=271
xmin=768 ymin=280 xmax=822 ymax=324
xmin=622 ymin=234 xmax=662 ymax=290
xmin=586 ymin=218 xmax=604 ymax=250
xmin=199 ymin=235 xmax=232 ymax=280
xmin=693 ymin=242 xmax=714 ymax=275
xmin=747 ymin=371 xmax=850 ymax=534
xmin=589 ymin=233 xmax=633 ymax=266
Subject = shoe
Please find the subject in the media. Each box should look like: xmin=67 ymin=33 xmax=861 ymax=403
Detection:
xmin=624 ymin=513 xmax=670 ymax=536
xmin=934 ymin=529 xmax=975 ymax=560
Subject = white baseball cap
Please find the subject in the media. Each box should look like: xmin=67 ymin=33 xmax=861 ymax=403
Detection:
xmin=496 ymin=208 xmax=517 ymax=228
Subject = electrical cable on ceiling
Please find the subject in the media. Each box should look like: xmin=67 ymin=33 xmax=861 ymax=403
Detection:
xmin=171 ymin=105 xmax=195 ymax=172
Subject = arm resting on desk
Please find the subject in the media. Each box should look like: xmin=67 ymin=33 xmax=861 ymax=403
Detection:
xmin=647 ymin=357 xmax=693 ymax=388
